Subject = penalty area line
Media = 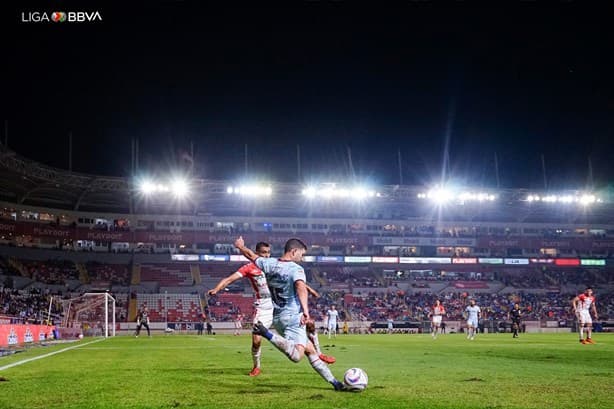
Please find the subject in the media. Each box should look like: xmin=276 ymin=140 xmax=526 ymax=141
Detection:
xmin=0 ymin=338 xmax=106 ymax=371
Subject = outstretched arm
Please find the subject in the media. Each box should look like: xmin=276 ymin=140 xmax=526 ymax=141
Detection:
xmin=208 ymin=272 xmax=242 ymax=296
xmin=234 ymin=236 xmax=258 ymax=262
xmin=305 ymin=284 xmax=320 ymax=298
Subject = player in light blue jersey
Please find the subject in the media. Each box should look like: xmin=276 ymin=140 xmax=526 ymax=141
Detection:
xmin=234 ymin=236 xmax=346 ymax=391
xmin=464 ymin=299 xmax=481 ymax=340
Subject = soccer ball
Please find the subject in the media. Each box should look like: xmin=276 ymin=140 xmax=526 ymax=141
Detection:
xmin=78 ymin=334 xmax=84 ymax=339
xmin=343 ymin=367 xmax=368 ymax=391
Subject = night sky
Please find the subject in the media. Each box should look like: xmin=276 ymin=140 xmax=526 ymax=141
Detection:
xmin=4 ymin=1 xmax=614 ymax=189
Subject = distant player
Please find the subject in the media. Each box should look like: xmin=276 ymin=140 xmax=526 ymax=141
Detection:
xmin=464 ymin=299 xmax=481 ymax=340
xmin=326 ymin=305 xmax=339 ymax=339
xmin=135 ymin=306 xmax=150 ymax=337
xmin=430 ymin=299 xmax=445 ymax=339
xmin=572 ymin=287 xmax=598 ymax=344
xmin=208 ymin=242 xmax=272 ymax=376
xmin=233 ymin=313 xmax=243 ymax=336
xmin=508 ymin=303 xmax=522 ymax=338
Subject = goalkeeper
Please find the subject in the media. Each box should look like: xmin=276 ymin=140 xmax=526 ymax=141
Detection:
xmin=135 ymin=306 xmax=151 ymax=337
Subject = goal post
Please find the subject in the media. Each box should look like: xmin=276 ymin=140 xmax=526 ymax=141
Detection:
xmin=58 ymin=292 xmax=116 ymax=338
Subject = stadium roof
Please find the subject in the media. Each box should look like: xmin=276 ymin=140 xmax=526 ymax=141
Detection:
xmin=1 ymin=145 xmax=612 ymax=224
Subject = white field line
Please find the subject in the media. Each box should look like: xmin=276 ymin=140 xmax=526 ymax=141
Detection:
xmin=0 ymin=338 xmax=105 ymax=371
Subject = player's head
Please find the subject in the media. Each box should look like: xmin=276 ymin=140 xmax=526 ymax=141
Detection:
xmin=469 ymin=299 xmax=476 ymax=306
xmin=331 ymin=304 xmax=336 ymax=310
xmin=434 ymin=299 xmax=441 ymax=306
xmin=514 ymin=303 xmax=519 ymax=309
xmin=283 ymin=238 xmax=307 ymax=261
xmin=585 ymin=287 xmax=593 ymax=296
xmin=255 ymin=242 xmax=271 ymax=258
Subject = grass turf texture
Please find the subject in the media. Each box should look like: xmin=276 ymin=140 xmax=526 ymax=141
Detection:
xmin=1 ymin=333 xmax=613 ymax=409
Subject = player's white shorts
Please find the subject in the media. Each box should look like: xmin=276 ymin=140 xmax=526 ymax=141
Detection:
xmin=467 ymin=318 xmax=478 ymax=328
xmin=328 ymin=322 xmax=337 ymax=331
xmin=273 ymin=312 xmax=308 ymax=346
xmin=253 ymin=298 xmax=274 ymax=328
xmin=432 ymin=316 xmax=442 ymax=326
xmin=578 ymin=310 xmax=592 ymax=325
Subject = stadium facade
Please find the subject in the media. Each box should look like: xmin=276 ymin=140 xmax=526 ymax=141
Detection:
xmin=1 ymin=145 xmax=613 ymax=259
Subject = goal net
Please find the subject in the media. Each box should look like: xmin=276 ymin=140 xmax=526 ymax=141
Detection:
xmin=58 ymin=292 xmax=116 ymax=338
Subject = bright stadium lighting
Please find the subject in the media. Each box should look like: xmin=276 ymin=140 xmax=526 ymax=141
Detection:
xmin=302 ymin=187 xmax=317 ymax=199
xmin=427 ymin=187 xmax=454 ymax=204
xmin=140 ymin=180 xmax=156 ymax=195
xmin=301 ymin=184 xmax=379 ymax=200
xmin=525 ymin=192 xmax=602 ymax=205
xmin=171 ymin=178 xmax=189 ymax=198
xmin=419 ymin=187 xmax=497 ymax=205
xmin=579 ymin=194 xmax=597 ymax=205
xmin=227 ymin=184 xmax=273 ymax=197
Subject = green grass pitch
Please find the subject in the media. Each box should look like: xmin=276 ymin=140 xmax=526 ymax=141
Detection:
xmin=1 ymin=333 xmax=613 ymax=409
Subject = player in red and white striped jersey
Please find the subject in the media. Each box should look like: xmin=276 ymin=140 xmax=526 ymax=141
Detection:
xmin=572 ymin=287 xmax=598 ymax=344
xmin=208 ymin=242 xmax=273 ymax=376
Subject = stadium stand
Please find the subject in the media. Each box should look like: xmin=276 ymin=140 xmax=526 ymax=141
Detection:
xmin=0 ymin=146 xmax=613 ymax=334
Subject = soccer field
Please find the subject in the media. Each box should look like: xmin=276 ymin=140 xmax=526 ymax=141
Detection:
xmin=1 ymin=333 xmax=613 ymax=409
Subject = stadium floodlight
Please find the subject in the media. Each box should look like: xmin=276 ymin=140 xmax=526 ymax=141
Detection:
xmin=426 ymin=187 xmax=454 ymax=204
xmin=171 ymin=178 xmax=189 ymax=199
xmin=525 ymin=193 xmax=601 ymax=205
xmin=139 ymin=180 xmax=157 ymax=195
xmin=302 ymin=186 xmax=317 ymax=199
xmin=227 ymin=184 xmax=273 ymax=197
xmin=301 ymin=184 xmax=378 ymax=200
xmin=418 ymin=187 xmax=497 ymax=205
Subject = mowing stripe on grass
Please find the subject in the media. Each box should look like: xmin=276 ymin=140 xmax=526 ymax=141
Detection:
xmin=0 ymin=338 xmax=105 ymax=371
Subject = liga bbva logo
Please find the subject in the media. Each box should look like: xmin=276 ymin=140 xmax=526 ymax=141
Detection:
xmin=21 ymin=11 xmax=102 ymax=23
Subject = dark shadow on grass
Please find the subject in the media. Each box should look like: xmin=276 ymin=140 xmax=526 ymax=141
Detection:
xmin=463 ymin=377 xmax=485 ymax=382
xmin=237 ymin=384 xmax=309 ymax=394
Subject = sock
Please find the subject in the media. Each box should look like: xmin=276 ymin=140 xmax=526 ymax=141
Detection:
xmin=252 ymin=346 xmax=261 ymax=368
xmin=268 ymin=334 xmax=301 ymax=362
xmin=307 ymin=353 xmax=336 ymax=383
xmin=579 ymin=327 xmax=584 ymax=340
xmin=310 ymin=332 xmax=322 ymax=354
xmin=260 ymin=328 xmax=274 ymax=341
xmin=586 ymin=329 xmax=592 ymax=339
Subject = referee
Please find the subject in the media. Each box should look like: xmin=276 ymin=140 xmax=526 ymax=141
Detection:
xmin=508 ymin=303 xmax=522 ymax=338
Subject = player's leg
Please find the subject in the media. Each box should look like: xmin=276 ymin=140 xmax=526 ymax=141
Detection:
xmin=250 ymin=334 xmax=262 ymax=376
xmin=585 ymin=315 xmax=594 ymax=343
xmin=578 ymin=313 xmax=586 ymax=343
xmin=253 ymin=315 xmax=304 ymax=362
xmin=135 ymin=323 xmax=141 ymax=337
xmin=249 ymin=307 xmax=272 ymax=376
xmin=304 ymin=340 xmax=345 ymax=390
xmin=144 ymin=322 xmax=150 ymax=336
xmin=306 ymin=321 xmax=336 ymax=364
